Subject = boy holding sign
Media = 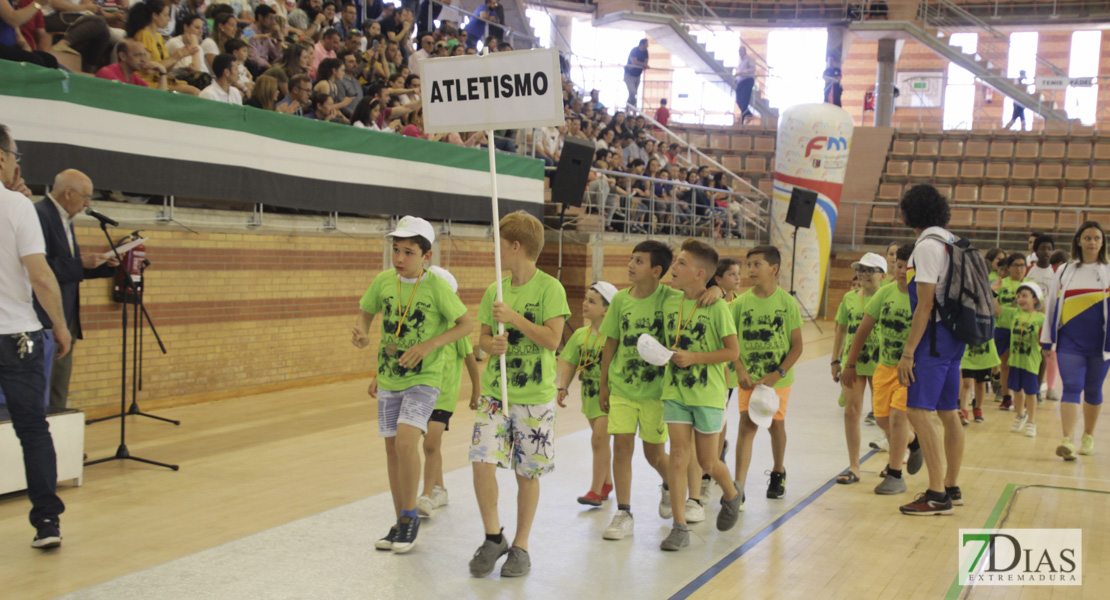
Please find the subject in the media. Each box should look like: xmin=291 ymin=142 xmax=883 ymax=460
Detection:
xmin=468 ymin=211 xmax=570 ymax=578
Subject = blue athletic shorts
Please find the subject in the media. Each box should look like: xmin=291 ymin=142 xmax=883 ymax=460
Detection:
xmin=994 ymin=328 xmax=1011 ymax=356
xmin=1007 ymin=366 xmax=1040 ymax=396
xmin=907 ymin=323 xmax=965 ymax=412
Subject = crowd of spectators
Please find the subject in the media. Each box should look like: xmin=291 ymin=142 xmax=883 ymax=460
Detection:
xmin=1 ymin=0 xmax=752 ymax=235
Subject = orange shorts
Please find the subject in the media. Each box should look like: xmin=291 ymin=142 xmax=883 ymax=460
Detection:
xmin=736 ymin=385 xmax=791 ymax=421
xmin=872 ymin=364 xmax=907 ymax=418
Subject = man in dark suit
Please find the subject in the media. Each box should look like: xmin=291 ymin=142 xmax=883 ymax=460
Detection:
xmin=32 ymin=169 xmax=117 ymax=413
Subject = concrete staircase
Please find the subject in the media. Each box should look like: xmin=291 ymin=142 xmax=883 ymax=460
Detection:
xmin=593 ymin=10 xmax=778 ymax=123
xmin=850 ymin=20 xmax=1068 ymax=122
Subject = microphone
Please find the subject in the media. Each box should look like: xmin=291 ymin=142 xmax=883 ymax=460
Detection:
xmin=85 ymin=208 xmax=119 ymax=227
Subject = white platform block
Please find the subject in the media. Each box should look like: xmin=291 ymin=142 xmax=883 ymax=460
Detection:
xmin=0 ymin=410 xmax=85 ymax=494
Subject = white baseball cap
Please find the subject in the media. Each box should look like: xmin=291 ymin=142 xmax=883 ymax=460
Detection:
xmin=637 ymin=333 xmax=674 ymax=367
xmin=388 ymin=215 xmax=436 ymax=246
xmin=426 ymin=265 xmax=458 ymax=293
xmin=851 ymin=252 xmax=888 ymax=274
xmin=1017 ymin=281 xmax=1044 ymax=302
xmin=590 ymin=281 xmax=618 ymax=305
xmin=747 ymin=384 xmax=780 ymax=429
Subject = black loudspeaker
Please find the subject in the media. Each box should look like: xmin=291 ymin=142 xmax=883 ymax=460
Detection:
xmin=785 ymin=187 xmax=818 ymax=229
xmin=551 ymin=136 xmax=596 ymax=208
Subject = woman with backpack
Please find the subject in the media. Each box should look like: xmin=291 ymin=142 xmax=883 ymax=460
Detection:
xmin=1041 ymin=221 xmax=1110 ymax=461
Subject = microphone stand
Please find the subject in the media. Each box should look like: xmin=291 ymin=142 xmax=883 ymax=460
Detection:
xmin=85 ymin=223 xmax=178 ymax=471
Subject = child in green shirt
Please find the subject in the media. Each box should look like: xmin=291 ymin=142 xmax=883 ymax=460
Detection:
xmin=831 ymin=252 xmax=886 ymax=484
xmin=1008 ymin=282 xmax=1046 ymax=438
xmin=415 ymin=266 xmax=482 ymax=518
xmin=351 ymin=216 xmax=473 ymax=554
xmin=732 ymin=245 xmax=803 ymax=502
xmin=555 ymin=281 xmax=618 ymax=507
xmin=959 ymin=338 xmax=1000 ymax=425
xmin=994 ymin=253 xmax=1029 ymax=410
xmin=659 ymin=239 xmax=742 ymax=552
xmin=468 ymin=211 xmax=570 ymax=579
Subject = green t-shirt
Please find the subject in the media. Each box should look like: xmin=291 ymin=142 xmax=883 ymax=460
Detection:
xmin=599 ymin=284 xmax=679 ymax=401
xmin=434 ymin=336 xmax=474 ymax=412
xmin=864 ymin=284 xmax=912 ymax=368
xmin=359 ymin=269 xmax=468 ymax=392
xmin=961 ymin=339 xmax=1001 ymax=371
xmin=1008 ymin=310 xmax=1045 ymax=373
xmin=989 ymin=271 xmax=999 ymax=283
xmin=661 ymin=295 xmax=737 ymax=408
xmin=478 ymin=270 xmax=570 ymax=405
xmin=560 ymin=326 xmax=605 ymax=415
xmin=996 ymin=278 xmax=1027 ymax=329
xmin=835 ymin=289 xmax=880 ymax=376
xmin=731 ymin=287 xmax=802 ymax=389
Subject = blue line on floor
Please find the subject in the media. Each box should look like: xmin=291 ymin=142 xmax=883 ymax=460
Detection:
xmin=669 ymin=448 xmax=880 ymax=600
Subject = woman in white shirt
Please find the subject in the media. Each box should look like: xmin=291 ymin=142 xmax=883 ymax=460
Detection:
xmin=165 ymin=14 xmax=211 ymax=87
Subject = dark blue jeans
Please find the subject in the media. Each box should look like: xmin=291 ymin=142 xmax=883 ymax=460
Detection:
xmin=0 ymin=330 xmax=65 ymax=526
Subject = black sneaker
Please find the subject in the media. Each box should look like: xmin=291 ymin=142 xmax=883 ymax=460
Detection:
xmin=374 ymin=526 xmax=397 ymax=550
xmin=766 ymin=470 xmax=786 ymax=499
xmin=391 ymin=517 xmax=420 ymax=554
xmin=945 ymin=486 xmax=964 ymax=506
xmin=32 ymin=519 xmax=61 ymax=549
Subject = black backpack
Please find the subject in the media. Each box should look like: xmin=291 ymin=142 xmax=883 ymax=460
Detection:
xmin=925 ymin=234 xmax=997 ymax=356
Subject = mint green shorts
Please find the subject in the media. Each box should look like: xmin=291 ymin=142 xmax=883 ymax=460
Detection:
xmin=662 ymin=399 xmax=724 ymax=434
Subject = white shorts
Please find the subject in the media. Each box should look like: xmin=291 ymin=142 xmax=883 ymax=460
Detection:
xmin=378 ymin=385 xmax=439 ymax=437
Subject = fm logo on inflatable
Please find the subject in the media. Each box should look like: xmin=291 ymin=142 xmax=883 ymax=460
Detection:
xmin=804 ymin=136 xmax=849 ymax=157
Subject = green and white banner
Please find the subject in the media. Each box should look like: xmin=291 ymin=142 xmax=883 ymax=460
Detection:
xmin=0 ymin=61 xmax=544 ymax=220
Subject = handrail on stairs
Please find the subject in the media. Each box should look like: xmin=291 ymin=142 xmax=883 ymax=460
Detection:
xmin=930 ymin=0 xmax=1067 ymax=77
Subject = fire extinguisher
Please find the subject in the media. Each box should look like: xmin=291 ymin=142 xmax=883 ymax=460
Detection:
xmin=113 ymin=232 xmax=146 ymax=304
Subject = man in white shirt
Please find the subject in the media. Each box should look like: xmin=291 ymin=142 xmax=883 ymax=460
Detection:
xmin=199 ymin=54 xmax=245 ymax=105
xmin=408 ymin=34 xmax=433 ymax=75
xmin=734 ymin=46 xmax=757 ymax=125
xmin=0 ymin=124 xmax=72 ymax=549
xmin=1026 ymin=235 xmax=1056 ymax=296
xmin=896 ymin=183 xmax=965 ymax=517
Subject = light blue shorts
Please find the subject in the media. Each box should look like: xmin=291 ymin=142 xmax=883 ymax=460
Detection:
xmin=378 ymin=385 xmax=439 ymax=437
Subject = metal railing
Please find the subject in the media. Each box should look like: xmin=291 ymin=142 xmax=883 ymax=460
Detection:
xmin=549 ymin=166 xmax=769 ymax=243
xmin=424 ymin=0 xmax=540 ymax=47
xmin=838 ymin=200 xmax=1110 ymax=249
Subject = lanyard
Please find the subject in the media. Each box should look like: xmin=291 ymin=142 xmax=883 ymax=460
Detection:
xmin=394 ymin=270 xmax=424 ymax=338
xmin=576 ymin=329 xmax=603 ymax=373
xmin=672 ymin=298 xmax=697 ymax=349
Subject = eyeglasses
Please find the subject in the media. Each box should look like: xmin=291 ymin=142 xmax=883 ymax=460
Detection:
xmin=855 ymin=268 xmax=881 ymax=275
xmin=2 ymin=148 xmax=21 ymax=164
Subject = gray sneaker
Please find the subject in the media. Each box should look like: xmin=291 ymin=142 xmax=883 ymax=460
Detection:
xmin=468 ymin=537 xmax=509 ymax=577
xmin=660 ymin=523 xmax=691 ymax=551
xmin=500 ymin=546 xmax=531 ymax=577
xmin=874 ymin=474 xmax=907 ymax=495
xmin=717 ymin=487 xmax=743 ymax=531
xmin=906 ymin=446 xmax=924 ymax=475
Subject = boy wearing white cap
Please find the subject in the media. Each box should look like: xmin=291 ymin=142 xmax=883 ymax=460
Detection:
xmin=415 ymin=266 xmax=483 ymax=518
xmin=831 ymin=252 xmax=886 ymax=484
xmin=555 ymin=281 xmax=618 ymax=506
xmin=1008 ymin=282 xmax=1045 ymax=437
xmin=351 ymin=216 xmax=473 ymax=553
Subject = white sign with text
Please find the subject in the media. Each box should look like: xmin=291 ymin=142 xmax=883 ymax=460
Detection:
xmin=420 ymin=48 xmax=566 ymax=134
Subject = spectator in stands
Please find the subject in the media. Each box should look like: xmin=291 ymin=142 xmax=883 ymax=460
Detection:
xmin=1004 ymin=70 xmax=1030 ymax=131
xmin=304 ymin=90 xmax=340 ymax=121
xmin=332 ymin=1 xmax=355 ymax=40
xmin=654 ymin=98 xmax=670 ymax=128
xmin=351 ymin=97 xmax=399 ymax=132
xmin=246 ymin=6 xmax=282 ymax=73
xmin=536 ymin=124 xmax=560 ymax=168
xmin=166 ymin=14 xmax=212 ymax=90
xmin=450 ymin=43 xmax=465 ymax=56
xmin=203 ymin=12 xmax=236 ymax=69
xmin=15 ymin=0 xmax=49 ymax=54
xmin=443 ymin=130 xmax=486 ymax=147
xmin=664 ymin=142 xmax=680 ymax=164
xmin=126 ymin=0 xmax=201 ymax=94
xmin=47 ymin=14 xmax=110 ymax=73
xmin=402 ymin=109 xmax=433 ymax=139
xmin=595 ymin=128 xmax=615 ymax=152
xmin=288 ymin=0 xmax=327 ymax=40
xmin=398 ymin=72 xmax=420 ymax=105
xmin=39 ymin=0 xmax=100 ymax=35
xmin=644 ymin=139 xmax=665 ymax=165
xmin=565 ymin=115 xmax=583 ymax=140
xmin=277 ymin=72 xmax=312 ymax=115
xmin=823 ymin=53 xmax=843 ymax=107
xmin=199 ymin=53 xmax=244 ymax=104
xmin=366 ymin=81 xmax=421 ymax=129
xmin=385 ymin=6 xmax=412 ymax=60
xmin=97 ymin=39 xmax=169 ymax=89
xmin=735 ymin=46 xmax=756 ymax=126
xmin=463 ymin=0 xmax=496 ymax=50
xmin=310 ymin=27 xmax=339 ymax=76
xmin=610 ymin=111 xmax=629 ymax=138
xmin=584 ymin=159 xmax=616 ymax=232
xmin=334 ymin=50 xmax=363 ymax=117
xmin=1 ymin=0 xmax=59 ymax=68
xmin=246 ymin=74 xmax=281 ymax=110
xmin=712 ymin=171 xmax=743 ymax=235
xmin=409 ymin=33 xmax=432 ymax=72
xmin=225 ymin=38 xmax=254 ymax=95
xmin=624 ymin=38 xmax=649 ymax=107
xmin=622 ymin=131 xmax=649 ymax=166
xmin=243 ymin=4 xmax=273 ymax=39
xmin=313 ymin=56 xmax=355 ymax=115
xmin=262 ymin=43 xmax=310 ymax=97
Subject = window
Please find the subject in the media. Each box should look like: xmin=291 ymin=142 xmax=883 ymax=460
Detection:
xmin=669 ymin=30 xmax=742 ymax=126
xmin=1002 ymin=32 xmax=1037 ymax=131
xmin=766 ymin=29 xmax=828 ymax=110
xmin=943 ymin=33 xmax=977 ymax=130
xmin=1065 ymin=31 xmax=1100 ymax=126
xmin=566 ymin=19 xmax=645 ymax=111
xmin=524 ymin=8 xmax=553 ymax=50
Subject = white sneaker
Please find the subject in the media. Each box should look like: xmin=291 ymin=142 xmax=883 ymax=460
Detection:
xmin=1011 ymin=413 xmax=1028 ymax=433
xmin=685 ymin=499 xmax=706 ymax=523
xmin=1024 ymin=423 xmax=1037 ymax=437
xmin=415 ymin=495 xmax=435 ymax=517
xmin=659 ymin=485 xmax=673 ymax=519
xmin=869 ymin=437 xmax=890 ymax=452
xmin=1046 ymin=389 xmax=1060 ymax=401
xmin=430 ymin=485 xmax=449 ymax=509
xmin=603 ymin=510 xmax=634 ymax=540
xmin=700 ymin=477 xmax=712 ymax=500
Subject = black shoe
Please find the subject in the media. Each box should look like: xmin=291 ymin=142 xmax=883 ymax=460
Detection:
xmin=391 ymin=516 xmax=420 ymax=553
xmin=766 ymin=470 xmax=786 ymax=499
xmin=32 ymin=518 xmax=61 ymax=549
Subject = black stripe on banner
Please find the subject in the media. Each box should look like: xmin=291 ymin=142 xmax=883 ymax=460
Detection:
xmin=19 ymin=141 xmax=540 ymax=222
